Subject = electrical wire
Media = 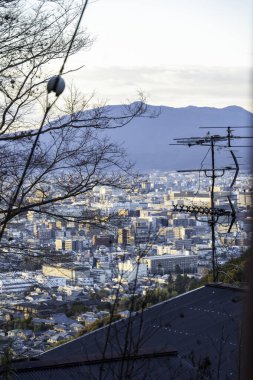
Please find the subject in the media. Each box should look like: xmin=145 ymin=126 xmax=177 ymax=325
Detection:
xmin=194 ymin=146 xmax=211 ymax=197
xmin=59 ymin=0 xmax=89 ymax=76
xmin=0 ymin=0 xmax=90 ymax=242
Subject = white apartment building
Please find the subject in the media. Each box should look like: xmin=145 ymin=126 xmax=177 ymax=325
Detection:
xmin=143 ymin=254 xmax=197 ymax=274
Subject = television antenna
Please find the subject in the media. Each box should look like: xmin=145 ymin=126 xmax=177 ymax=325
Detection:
xmin=171 ymin=126 xmax=251 ymax=282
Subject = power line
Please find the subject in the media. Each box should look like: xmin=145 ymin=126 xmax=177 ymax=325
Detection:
xmin=0 ymin=0 xmax=90 ymax=241
xmin=59 ymin=0 xmax=89 ymax=76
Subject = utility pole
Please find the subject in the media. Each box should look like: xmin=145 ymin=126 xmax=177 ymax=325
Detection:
xmin=171 ymin=126 xmax=252 ymax=282
xmin=210 ymin=139 xmax=217 ymax=282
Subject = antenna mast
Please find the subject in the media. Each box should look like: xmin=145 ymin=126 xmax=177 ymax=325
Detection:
xmin=171 ymin=126 xmax=250 ymax=282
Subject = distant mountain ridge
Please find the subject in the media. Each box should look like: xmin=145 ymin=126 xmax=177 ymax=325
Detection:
xmin=102 ymin=104 xmax=253 ymax=170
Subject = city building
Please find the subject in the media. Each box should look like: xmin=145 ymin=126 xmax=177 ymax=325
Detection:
xmin=143 ymin=254 xmax=197 ymax=274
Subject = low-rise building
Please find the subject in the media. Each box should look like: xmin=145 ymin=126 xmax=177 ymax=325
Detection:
xmin=143 ymin=254 xmax=197 ymax=274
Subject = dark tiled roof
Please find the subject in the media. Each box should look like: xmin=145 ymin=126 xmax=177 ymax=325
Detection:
xmin=2 ymin=284 xmax=246 ymax=379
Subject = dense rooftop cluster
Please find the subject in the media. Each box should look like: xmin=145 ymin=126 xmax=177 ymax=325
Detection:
xmin=0 ymin=170 xmax=251 ymax=360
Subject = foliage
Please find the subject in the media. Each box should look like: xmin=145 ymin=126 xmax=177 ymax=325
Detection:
xmin=0 ymin=347 xmax=14 ymax=380
xmin=85 ymin=314 xmax=122 ymax=333
xmin=65 ymin=302 xmax=88 ymax=317
xmin=115 ymin=252 xmax=249 ymax=315
xmin=175 ymin=264 xmax=182 ymax=275
xmin=200 ymin=251 xmax=250 ymax=285
xmin=3 ymin=316 xmax=33 ymax=332
xmin=217 ymin=252 xmax=249 ymax=284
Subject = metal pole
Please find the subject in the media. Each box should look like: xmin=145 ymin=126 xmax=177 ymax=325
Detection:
xmin=210 ymin=139 xmax=217 ymax=282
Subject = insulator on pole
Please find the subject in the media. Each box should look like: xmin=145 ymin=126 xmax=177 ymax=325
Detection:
xmin=47 ymin=75 xmax=65 ymax=96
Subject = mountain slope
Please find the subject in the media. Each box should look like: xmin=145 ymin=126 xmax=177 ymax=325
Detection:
xmin=104 ymin=105 xmax=253 ymax=170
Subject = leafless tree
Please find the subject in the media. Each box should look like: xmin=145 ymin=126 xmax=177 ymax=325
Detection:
xmin=0 ymin=0 xmax=150 ymax=242
xmin=0 ymin=0 xmax=150 ymax=369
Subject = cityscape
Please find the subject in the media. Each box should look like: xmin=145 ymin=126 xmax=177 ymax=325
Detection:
xmin=0 ymin=169 xmax=251 ymax=358
xmin=0 ymin=0 xmax=252 ymax=378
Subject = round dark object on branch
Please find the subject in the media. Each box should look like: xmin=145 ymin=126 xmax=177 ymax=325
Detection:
xmin=47 ymin=75 xmax=65 ymax=96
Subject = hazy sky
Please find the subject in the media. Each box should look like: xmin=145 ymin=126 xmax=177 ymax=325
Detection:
xmin=66 ymin=0 xmax=253 ymax=111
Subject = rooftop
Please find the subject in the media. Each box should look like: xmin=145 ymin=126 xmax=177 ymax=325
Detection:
xmin=2 ymin=284 xmax=246 ymax=379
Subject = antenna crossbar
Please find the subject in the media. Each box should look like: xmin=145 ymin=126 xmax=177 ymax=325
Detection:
xmin=170 ymin=126 xmax=245 ymax=282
